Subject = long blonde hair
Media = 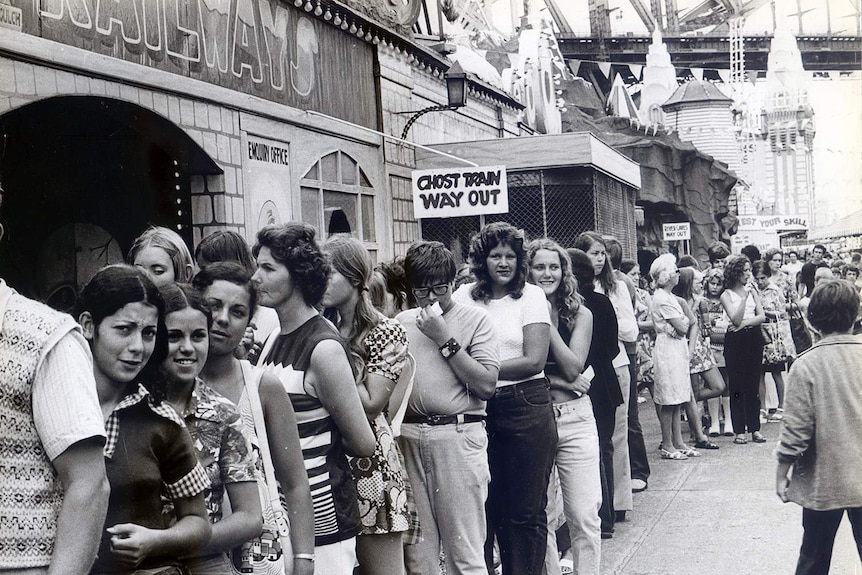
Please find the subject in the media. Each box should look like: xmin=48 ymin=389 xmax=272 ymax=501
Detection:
xmin=526 ymin=238 xmax=583 ymax=330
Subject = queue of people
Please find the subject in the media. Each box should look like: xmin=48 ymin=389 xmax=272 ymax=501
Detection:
xmin=1 ymin=191 xmax=860 ymax=575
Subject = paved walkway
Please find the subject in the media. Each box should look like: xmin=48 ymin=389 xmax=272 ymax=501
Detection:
xmin=600 ymin=396 xmax=861 ymax=575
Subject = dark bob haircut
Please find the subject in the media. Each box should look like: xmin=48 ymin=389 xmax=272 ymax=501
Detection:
xmin=193 ymin=261 xmax=258 ymax=320
xmin=253 ymin=223 xmax=330 ymax=307
xmin=467 ymin=222 xmax=527 ymax=302
xmin=807 ymin=280 xmax=859 ymax=335
xmin=76 ymin=264 xmax=168 ymax=400
xmin=404 ymin=241 xmax=457 ymax=287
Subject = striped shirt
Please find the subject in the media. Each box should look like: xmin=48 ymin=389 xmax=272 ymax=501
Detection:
xmin=259 ymin=315 xmax=361 ymax=546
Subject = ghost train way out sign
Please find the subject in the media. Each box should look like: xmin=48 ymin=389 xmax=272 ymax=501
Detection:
xmin=412 ymin=165 xmax=509 ymax=219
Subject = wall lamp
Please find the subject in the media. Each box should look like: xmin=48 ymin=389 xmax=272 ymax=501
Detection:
xmin=400 ymin=61 xmax=467 ymax=140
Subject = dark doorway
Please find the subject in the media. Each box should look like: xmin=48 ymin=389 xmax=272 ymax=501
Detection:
xmin=0 ymin=96 xmax=221 ymax=310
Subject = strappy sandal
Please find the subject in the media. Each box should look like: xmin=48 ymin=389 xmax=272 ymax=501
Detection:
xmin=660 ymin=448 xmax=688 ymax=460
xmin=694 ymin=439 xmax=720 ymax=450
xmin=752 ymin=431 xmax=767 ymax=443
xmin=680 ymin=446 xmax=702 ymax=457
xmin=733 ymin=435 xmax=748 ymax=444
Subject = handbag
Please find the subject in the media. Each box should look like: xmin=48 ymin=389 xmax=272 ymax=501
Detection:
xmin=788 ymin=305 xmax=813 ymax=354
xmin=232 ymin=362 xmax=293 ymax=575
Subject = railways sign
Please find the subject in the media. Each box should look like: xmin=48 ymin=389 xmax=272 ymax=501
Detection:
xmin=8 ymin=0 xmax=378 ymax=129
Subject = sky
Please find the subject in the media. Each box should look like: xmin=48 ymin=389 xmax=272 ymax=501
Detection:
xmin=486 ymin=0 xmax=862 ymax=227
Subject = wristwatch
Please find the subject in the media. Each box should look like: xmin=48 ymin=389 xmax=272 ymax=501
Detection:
xmin=439 ymin=337 xmax=461 ymax=360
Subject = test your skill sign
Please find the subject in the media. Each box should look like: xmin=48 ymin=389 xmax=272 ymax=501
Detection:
xmin=412 ymin=166 xmax=509 ymax=218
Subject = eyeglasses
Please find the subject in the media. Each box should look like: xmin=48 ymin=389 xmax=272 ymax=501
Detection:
xmin=412 ymin=284 xmax=450 ymax=298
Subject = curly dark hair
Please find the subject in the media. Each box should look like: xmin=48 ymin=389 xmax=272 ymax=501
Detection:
xmin=253 ymin=223 xmax=330 ymax=307
xmin=723 ymin=254 xmax=751 ymax=289
xmin=467 ymin=222 xmax=527 ymax=302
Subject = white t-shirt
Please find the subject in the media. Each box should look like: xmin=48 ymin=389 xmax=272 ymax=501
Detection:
xmin=453 ymin=282 xmax=551 ymax=387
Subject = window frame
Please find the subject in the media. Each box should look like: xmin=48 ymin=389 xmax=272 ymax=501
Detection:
xmin=299 ymin=150 xmax=378 ymax=252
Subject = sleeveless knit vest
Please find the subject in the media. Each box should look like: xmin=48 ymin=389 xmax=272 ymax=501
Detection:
xmin=0 ymin=293 xmax=79 ymax=568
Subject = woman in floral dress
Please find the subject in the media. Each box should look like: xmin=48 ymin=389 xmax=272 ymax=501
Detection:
xmin=322 ymin=236 xmax=412 ymax=575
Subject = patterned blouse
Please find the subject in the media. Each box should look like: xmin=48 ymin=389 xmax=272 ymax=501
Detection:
xmin=365 ymin=318 xmax=409 ymax=384
xmin=176 ymin=379 xmax=257 ymax=523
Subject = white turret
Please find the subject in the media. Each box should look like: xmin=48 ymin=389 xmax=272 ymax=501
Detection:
xmin=638 ymin=28 xmax=677 ymax=125
xmin=765 ymin=23 xmax=810 ymax=110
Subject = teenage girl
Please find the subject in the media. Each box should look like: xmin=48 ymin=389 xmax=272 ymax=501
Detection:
xmin=78 ymin=265 xmax=210 ymax=574
xmin=720 ymin=256 xmax=766 ymax=444
xmin=129 ymin=226 xmax=195 ymax=288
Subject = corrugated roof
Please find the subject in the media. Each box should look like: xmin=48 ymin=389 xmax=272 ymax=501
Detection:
xmin=663 ymin=80 xmax=732 ymax=109
xmin=810 ymin=208 xmax=862 ymax=240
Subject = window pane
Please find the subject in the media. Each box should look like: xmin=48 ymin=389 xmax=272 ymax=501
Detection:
xmin=321 ymin=152 xmax=338 ymax=183
xmin=300 ymin=187 xmax=321 ymax=233
xmin=323 ymin=190 xmax=357 ymax=237
xmin=341 ymin=153 xmax=357 ymax=185
xmin=359 ymin=168 xmax=372 ymax=188
xmin=303 ymin=162 xmax=319 ymax=180
xmin=361 ymin=195 xmax=375 ymax=242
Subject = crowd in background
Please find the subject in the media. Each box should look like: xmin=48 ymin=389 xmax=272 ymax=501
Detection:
xmin=2 ymin=191 xmax=861 ymax=575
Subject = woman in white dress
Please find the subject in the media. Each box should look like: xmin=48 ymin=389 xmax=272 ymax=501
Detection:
xmin=649 ymin=255 xmax=697 ymax=460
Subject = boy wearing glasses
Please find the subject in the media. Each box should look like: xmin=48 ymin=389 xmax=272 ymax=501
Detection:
xmin=396 ymin=241 xmax=500 ymax=575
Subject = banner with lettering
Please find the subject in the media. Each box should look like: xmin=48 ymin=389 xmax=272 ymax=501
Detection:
xmin=412 ymin=166 xmax=508 ymax=219
xmin=10 ymin=0 xmax=377 ymax=129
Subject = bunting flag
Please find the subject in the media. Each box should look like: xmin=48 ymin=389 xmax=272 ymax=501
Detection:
xmin=567 ymin=60 xmax=581 ymax=77
xmin=691 ymin=67 xmax=704 ymax=81
xmin=717 ymin=69 xmax=731 ymax=83
xmin=746 ymin=70 xmax=759 ymax=84
xmin=598 ymin=61 xmax=612 ymax=78
xmin=629 ymin=63 xmax=643 ymax=80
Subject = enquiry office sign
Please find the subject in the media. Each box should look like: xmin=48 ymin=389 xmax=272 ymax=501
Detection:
xmin=663 ymin=222 xmax=691 ymax=241
xmin=412 ymin=166 xmax=508 ymax=218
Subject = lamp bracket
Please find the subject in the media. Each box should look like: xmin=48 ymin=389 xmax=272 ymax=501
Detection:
xmin=400 ymin=104 xmax=460 ymax=140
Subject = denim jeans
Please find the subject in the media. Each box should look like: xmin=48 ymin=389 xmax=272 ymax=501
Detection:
xmin=399 ymin=421 xmax=490 ymax=575
xmin=485 ymin=379 xmax=558 ymax=575
xmin=543 ymin=397 xmax=602 ymax=575
xmin=796 ymin=506 xmax=862 ymax=575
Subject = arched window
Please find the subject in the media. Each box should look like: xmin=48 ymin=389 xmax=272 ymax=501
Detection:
xmin=300 ymin=151 xmax=376 ymax=242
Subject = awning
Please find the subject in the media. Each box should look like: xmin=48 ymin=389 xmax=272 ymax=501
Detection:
xmin=809 ymin=209 xmax=862 ymax=240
